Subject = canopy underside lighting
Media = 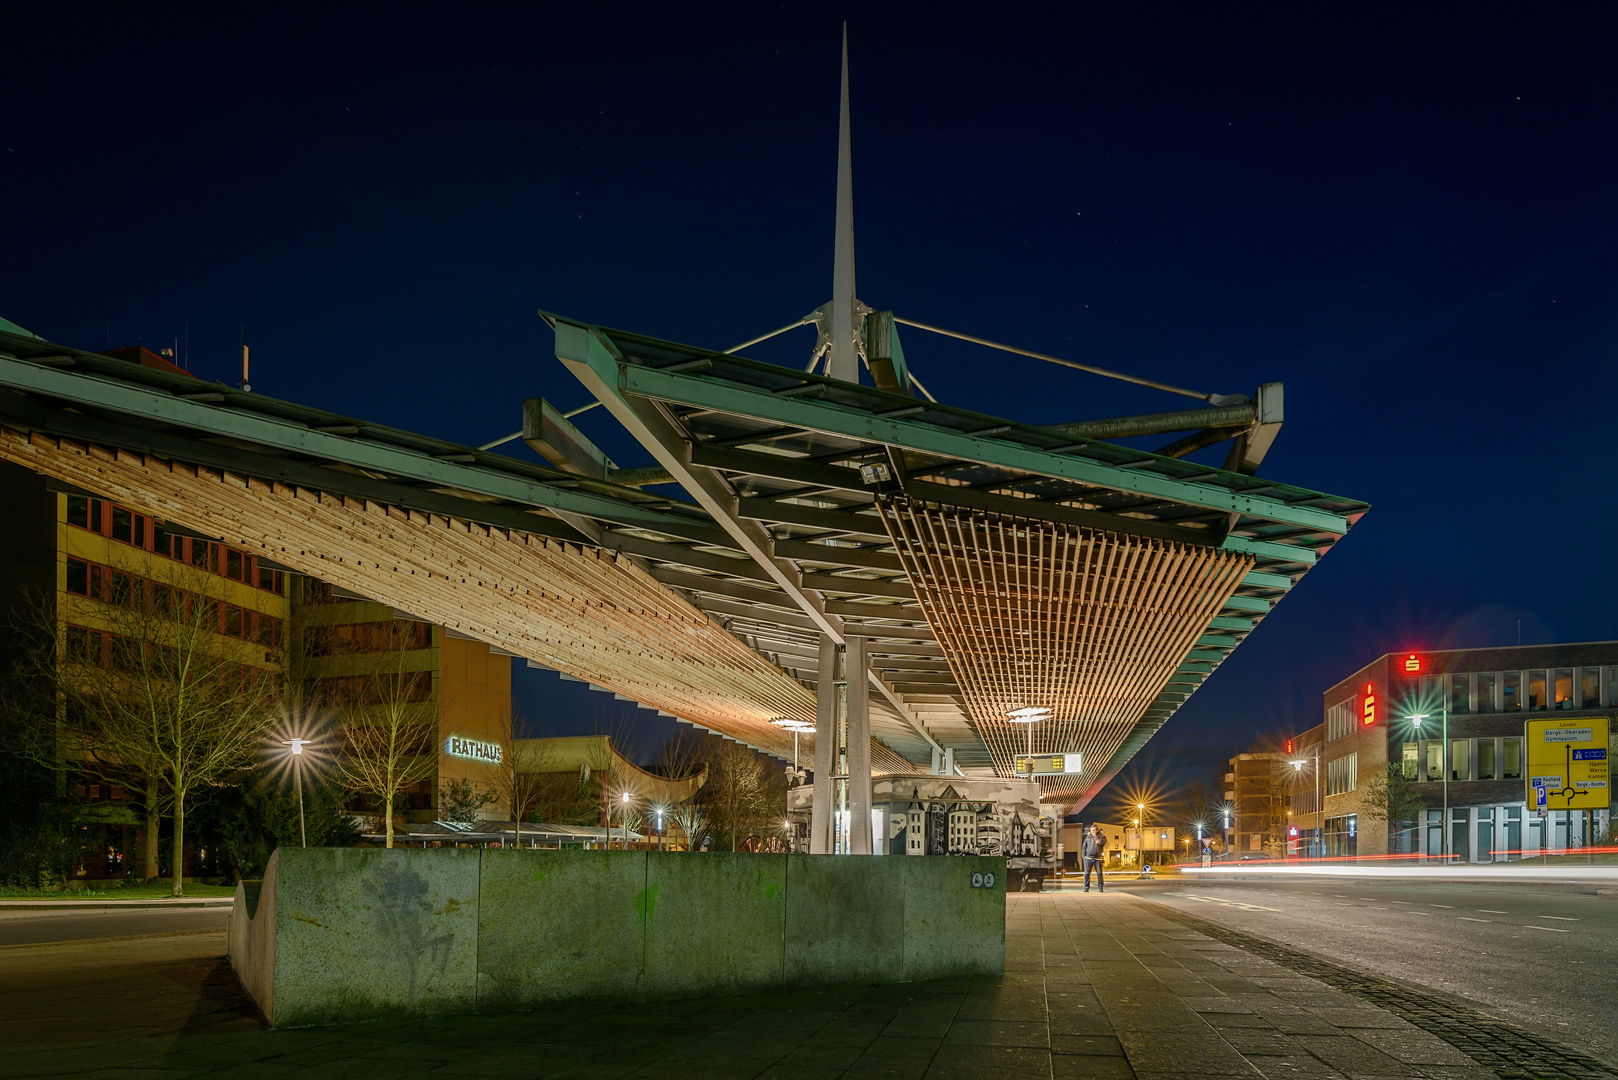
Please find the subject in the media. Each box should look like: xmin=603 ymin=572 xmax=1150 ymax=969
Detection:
xmin=878 ymin=498 xmax=1253 ymax=798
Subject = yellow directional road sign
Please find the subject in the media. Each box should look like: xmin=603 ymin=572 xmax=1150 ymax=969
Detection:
xmin=1526 ymin=717 xmax=1610 ymax=811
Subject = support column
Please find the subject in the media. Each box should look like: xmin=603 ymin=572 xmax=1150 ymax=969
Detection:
xmin=847 ymin=635 xmax=873 ymax=854
xmin=809 ymin=634 xmax=839 ymax=855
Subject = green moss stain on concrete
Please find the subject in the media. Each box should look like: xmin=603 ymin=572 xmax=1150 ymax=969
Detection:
xmin=635 ymin=883 xmax=661 ymax=945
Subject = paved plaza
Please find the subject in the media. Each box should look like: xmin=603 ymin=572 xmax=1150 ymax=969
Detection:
xmin=0 ymin=888 xmax=1586 ymax=1080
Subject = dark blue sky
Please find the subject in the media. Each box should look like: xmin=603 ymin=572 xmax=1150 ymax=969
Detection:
xmin=5 ymin=6 xmax=1615 ymax=792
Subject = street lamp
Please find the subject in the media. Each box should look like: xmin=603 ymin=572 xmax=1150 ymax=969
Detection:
xmin=615 ymin=790 xmax=633 ymax=851
xmin=1007 ymin=707 xmax=1051 ymax=773
xmin=1290 ymin=750 xmax=1320 ymax=860
xmin=283 ymin=737 xmax=309 ymax=848
xmin=1408 ymin=705 xmax=1448 ymax=862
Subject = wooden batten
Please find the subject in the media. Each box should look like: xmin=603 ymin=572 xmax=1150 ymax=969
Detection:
xmin=878 ymin=496 xmax=1251 ymax=796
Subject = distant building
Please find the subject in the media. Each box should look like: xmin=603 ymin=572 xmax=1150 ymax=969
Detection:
xmin=1224 ymin=751 xmax=1286 ymax=856
xmin=1309 ymin=645 xmax=1617 ymax=862
xmin=0 ymin=412 xmax=516 ymax=883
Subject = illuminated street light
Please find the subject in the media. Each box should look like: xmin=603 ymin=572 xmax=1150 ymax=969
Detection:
xmin=1006 ymin=707 xmax=1050 ymax=774
xmin=1406 ymin=703 xmax=1447 ymax=862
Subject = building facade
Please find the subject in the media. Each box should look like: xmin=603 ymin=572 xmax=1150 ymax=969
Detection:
xmin=1314 ymin=645 xmax=1616 ymax=861
xmin=0 ymin=415 xmax=516 ymax=882
xmin=1224 ymin=751 xmax=1285 ymax=856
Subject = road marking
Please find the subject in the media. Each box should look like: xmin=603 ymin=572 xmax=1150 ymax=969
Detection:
xmin=1537 ymin=916 xmax=1578 ymax=921
xmin=1389 ymin=900 xmax=1411 ymax=904
xmin=1458 ymin=917 xmax=1491 ymax=923
xmin=1430 ymin=904 xmax=1455 ymax=908
xmin=1524 ymin=925 xmax=1569 ymax=933
xmin=1478 ymin=910 xmax=1507 ymax=914
xmin=1332 ymin=894 xmax=1349 ymax=898
xmin=1410 ymin=911 xmax=1435 ymax=915
xmin=1179 ymin=893 xmax=1281 ymax=912
xmin=1356 ymin=897 xmax=1380 ymax=902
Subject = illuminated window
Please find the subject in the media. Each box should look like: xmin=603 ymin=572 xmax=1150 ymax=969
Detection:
xmin=1451 ymin=739 xmax=1470 ymax=781
xmin=1424 ymin=740 xmax=1442 ymax=780
xmin=1478 ymin=739 xmax=1496 ymax=781
xmin=1502 ymin=738 xmax=1522 ymax=781
xmin=1554 ymin=669 xmax=1573 ymax=710
xmin=1401 ymin=743 xmax=1418 ymax=780
xmin=1326 ymin=754 xmax=1358 ymax=796
xmin=1326 ymin=701 xmax=1354 ymax=741
xmin=1476 ymin=672 xmax=1496 ymax=712
xmin=1528 ymin=671 xmax=1547 ymax=711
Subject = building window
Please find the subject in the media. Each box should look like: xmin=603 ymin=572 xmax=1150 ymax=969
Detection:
xmin=1476 ymin=672 xmax=1496 ymax=712
xmin=1503 ymin=672 xmax=1522 ymax=711
xmin=1402 ymin=742 xmax=1418 ymax=780
xmin=1580 ymin=668 xmax=1601 ymax=708
xmin=190 ymin=539 xmax=212 ymax=570
xmin=226 ymin=549 xmax=245 ymax=582
xmin=1528 ymin=670 xmax=1547 ymax=711
xmin=1424 ymin=740 xmax=1442 ymax=781
xmin=1502 ymin=737 xmax=1523 ymax=781
xmin=1451 ymin=739 xmax=1470 ymax=781
xmin=1326 ymin=753 xmax=1358 ymax=796
xmin=1554 ymin=669 xmax=1574 ymax=710
xmin=66 ymin=557 xmax=89 ymax=596
xmin=1450 ymin=674 xmax=1469 ymax=714
xmin=1326 ymin=700 xmax=1354 ymax=741
xmin=1478 ymin=739 xmax=1497 ymax=781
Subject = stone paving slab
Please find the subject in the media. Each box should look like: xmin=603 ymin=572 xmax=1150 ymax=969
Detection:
xmin=1 ymin=890 xmax=1612 ymax=1078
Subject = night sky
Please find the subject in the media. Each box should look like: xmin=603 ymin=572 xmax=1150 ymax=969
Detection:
xmin=5 ymin=7 xmax=1615 ymax=797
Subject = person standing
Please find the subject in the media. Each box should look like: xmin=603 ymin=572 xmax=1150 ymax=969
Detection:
xmin=1082 ymin=824 xmax=1105 ymax=893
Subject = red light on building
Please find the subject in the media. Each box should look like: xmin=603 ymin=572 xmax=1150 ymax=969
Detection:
xmin=1285 ymin=738 xmax=1293 ymax=754
xmin=1361 ymin=683 xmax=1377 ymax=725
xmin=1401 ymin=653 xmax=1423 ymax=675
xmin=1288 ymin=826 xmax=1298 ymax=837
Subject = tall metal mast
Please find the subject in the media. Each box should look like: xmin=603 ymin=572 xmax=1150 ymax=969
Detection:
xmin=826 ymin=23 xmax=860 ymax=383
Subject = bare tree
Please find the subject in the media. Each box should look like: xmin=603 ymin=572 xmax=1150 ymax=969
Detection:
xmin=6 ymin=568 xmax=278 ymax=896
xmin=481 ymin=713 xmax=551 ymax=848
xmin=652 ymin=731 xmax=710 ymax=852
xmin=704 ymin=742 xmax=777 ymax=852
xmin=1360 ymin=762 xmax=1426 ymax=853
xmin=330 ymin=620 xmax=437 ymax=848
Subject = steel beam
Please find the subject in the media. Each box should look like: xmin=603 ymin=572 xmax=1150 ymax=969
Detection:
xmin=555 ymin=321 xmax=846 ymax=642
xmin=616 ymin=361 xmax=1348 ymax=534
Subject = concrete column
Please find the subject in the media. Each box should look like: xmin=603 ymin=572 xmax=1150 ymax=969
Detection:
xmin=809 ymin=634 xmax=838 ymax=855
xmin=847 ymin=635 xmax=873 ymax=854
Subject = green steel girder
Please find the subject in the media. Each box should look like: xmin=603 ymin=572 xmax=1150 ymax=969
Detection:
xmin=610 ymin=348 xmax=1352 ymax=535
xmin=0 ymin=353 xmax=730 ymax=545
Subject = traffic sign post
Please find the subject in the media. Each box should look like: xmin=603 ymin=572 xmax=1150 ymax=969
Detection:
xmin=1526 ymin=717 xmax=1609 ymax=861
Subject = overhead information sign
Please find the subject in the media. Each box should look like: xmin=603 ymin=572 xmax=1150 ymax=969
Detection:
xmin=1526 ymin=717 xmax=1610 ymax=811
xmin=1014 ymin=753 xmax=1082 ymax=777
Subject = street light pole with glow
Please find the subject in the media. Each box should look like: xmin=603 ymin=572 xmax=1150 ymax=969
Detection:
xmin=1289 ymin=750 xmax=1320 ymax=859
xmin=1007 ymin=707 xmax=1051 ymax=772
xmin=284 ymin=737 xmax=309 ymax=848
xmin=1407 ymin=703 xmax=1448 ymax=862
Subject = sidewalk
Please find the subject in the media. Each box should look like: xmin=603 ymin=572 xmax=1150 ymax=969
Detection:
xmin=0 ymin=889 xmax=1594 ymax=1079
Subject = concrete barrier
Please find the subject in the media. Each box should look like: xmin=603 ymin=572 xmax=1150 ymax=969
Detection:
xmin=230 ymin=849 xmax=1004 ymax=1026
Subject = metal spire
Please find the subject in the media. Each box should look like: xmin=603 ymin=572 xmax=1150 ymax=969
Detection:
xmin=826 ymin=23 xmax=860 ymax=383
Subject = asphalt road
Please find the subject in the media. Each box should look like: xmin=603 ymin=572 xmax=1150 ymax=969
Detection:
xmin=1109 ymin=876 xmax=1618 ymax=1066
xmin=0 ymin=907 xmax=230 ymax=947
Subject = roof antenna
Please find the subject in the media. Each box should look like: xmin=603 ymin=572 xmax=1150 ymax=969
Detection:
xmin=239 ymin=316 xmax=251 ymax=392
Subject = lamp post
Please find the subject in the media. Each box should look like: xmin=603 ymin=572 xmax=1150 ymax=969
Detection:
xmin=619 ymin=790 xmax=632 ymax=850
xmin=1007 ymin=707 xmax=1051 ymax=774
xmin=1289 ymin=750 xmax=1320 ymax=859
xmin=283 ymin=737 xmax=308 ymax=848
xmin=1408 ymin=704 xmax=1448 ymax=862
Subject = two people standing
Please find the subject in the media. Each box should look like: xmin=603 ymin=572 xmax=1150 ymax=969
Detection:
xmin=1081 ymin=824 xmax=1105 ymax=893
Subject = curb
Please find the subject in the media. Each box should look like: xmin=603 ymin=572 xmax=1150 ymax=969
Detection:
xmin=0 ymin=898 xmax=234 ymax=910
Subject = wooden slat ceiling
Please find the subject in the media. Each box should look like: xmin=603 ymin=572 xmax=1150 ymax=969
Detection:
xmin=0 ymin=427 xmax=915 ymax=773
xmin=877 ymin=497 xmax=1253 ymax=798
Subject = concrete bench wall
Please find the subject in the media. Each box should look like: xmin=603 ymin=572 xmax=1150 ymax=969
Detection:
xmin=228 ymin=847 xmax=1006 ymax=1027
